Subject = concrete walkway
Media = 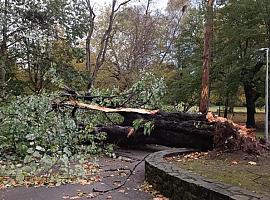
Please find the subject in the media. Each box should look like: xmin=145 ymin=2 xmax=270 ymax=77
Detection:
xmin=0 ymin=145 xmax=171 ymax=200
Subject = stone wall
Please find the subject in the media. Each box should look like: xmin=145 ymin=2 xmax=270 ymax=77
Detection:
xmin=145 ymin=149 xmax=270 ymax=200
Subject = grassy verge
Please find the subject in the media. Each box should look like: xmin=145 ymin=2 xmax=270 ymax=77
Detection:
xmin=167 ymin=151 xmax=270 ymax=196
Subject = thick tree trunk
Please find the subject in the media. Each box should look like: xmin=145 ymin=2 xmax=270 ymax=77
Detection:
xmin=94 ymin=111 xmax=260 ymax=153
xmin=96 ymin=122 xmax=214 ymax=151
xmin=241 ymin=62 xmax=264 ymax=128
xmin=244 ymin=83 xmax=256 ymax=128
xmin=92 ymin=111 xmax=214 ymax=151
xmin=55 ymin=99 xmax=263 ymax=154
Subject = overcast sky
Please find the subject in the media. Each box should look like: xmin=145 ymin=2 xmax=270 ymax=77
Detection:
xmin=91 ymin=0 xmax=169 ymax=11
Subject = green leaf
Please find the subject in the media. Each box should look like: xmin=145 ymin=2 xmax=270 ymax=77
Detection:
xmin=132 ymin=119 xmax=144 ymax=130
xmin=32 ymin=151 xmax=42 ymax=158
xmin=63 ymin=147 xmax=71 ymax=157
xmin=26 ymin=134 xmax=36 ymax=141
xmin=24 ymin=155 xmax=32 ymax=164
xmin=36 ymin=146 xmax=45 ymax=152
xmin=15 ymin=170 xmax=25 ymax=183
xmin=26 ymin=148 xmax=34 ymax=154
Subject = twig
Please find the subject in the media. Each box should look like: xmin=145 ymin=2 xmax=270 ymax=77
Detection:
xmin=246 ymin=169 xmax=265 ymax=183
xmin=92 ymin=153 xmax=150 ymax=193
xmin=104 ymin=167 xmax=132 ymax=172
xmin=114 ymin=0 xmax=132 ymax=12
xmin=104 ymin=113 xmax=117 ymax=125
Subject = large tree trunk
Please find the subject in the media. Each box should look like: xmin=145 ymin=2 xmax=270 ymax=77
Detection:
xmin=104 ymin=112 xmax=214 ymax=151
xmin=241 ymin=62 xmax=264 ymax=128
xmin=55 ymin=99 xmax=264 ymax=154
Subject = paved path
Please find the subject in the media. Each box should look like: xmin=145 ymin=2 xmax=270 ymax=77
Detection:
xmin=0 ymin=145 xmax=171 ymax=200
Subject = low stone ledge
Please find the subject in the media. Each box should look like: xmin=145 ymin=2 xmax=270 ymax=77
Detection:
xmin=145 ymin=148 xmax=270 ymax=200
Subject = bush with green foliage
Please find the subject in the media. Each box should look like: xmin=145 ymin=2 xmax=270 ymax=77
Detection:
xmin=0 ymin=94 xmax=110 ymax=157
xmin=0 ymin=73 xmax=166 ymax=186
xmin=0 ymin=93 xmax=114 ymax=186
xmin=90 ymin=72 xmax=166 ymax=109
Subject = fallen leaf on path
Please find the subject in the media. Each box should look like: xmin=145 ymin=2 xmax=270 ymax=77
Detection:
xmin=231 ymin=160 xmax=238 ymax=165
xmin=118 ymin=189 xmax=125 ymax=193
xmin=86 ymin=193 xmax=95 ymax=198
xmin=69 ymin=196 xmax=81 ymax=199
xmin=77 ymin=192 xmax=86 ymax=197
xmin=153 ymin=197 xmax=169 ymax=200
xmin=248 ymin=161 xmax=257 ymax=165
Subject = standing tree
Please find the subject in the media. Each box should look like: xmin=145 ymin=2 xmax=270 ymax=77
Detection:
xmin=93 ymin=0 xmax=188 ymax=90
xmin=84 ymin=0 xmax=95 ymax=82
xmin=214 ymin=0 xmax=269 ymax=127
xmin=86 ymin=0 xmax=132 ymax=93
xmin=0 ymin=0 xmax=28 ymax=97
xmin=199 ymin=0 xmax=214 ymax=114
xmin=0 ymin=0 xmax=8 ymax=97
xmin=172 ymin=6 xmax=204 ymax=110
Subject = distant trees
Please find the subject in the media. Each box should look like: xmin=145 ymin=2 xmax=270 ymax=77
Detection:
xmin=214 ymin=0 xmax=269 ymax=127
xmin=1 ymin=0 xmax=269 ymax=128
xmin=0 ymin=0 xmax=94 ymax=94
xmin=85 ymin=0 xmax=134 ymax=93
xmin=175 ymin=0 xmax=269 ymax=126
xmin=0 ymin=0 xmax=188 ymax=96
xmin=89 ymin=0 xmax=188 ymax=90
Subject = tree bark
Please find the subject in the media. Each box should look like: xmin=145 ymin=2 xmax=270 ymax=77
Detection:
xmin=55 ymin=99 xmax=262 ymax=154
xmin=224 ymin=92 xmax=229 ymax=118
xmin=0 ymin=0 xmax=8 ymax=97
xmin=199 ymin=0 xmax=214 ymax=114
xmin=85 ymin=0 xmax=95 ymax=92
xmin=241 ymin=62 xmax=264 ymax=128
xmin=94 ymin=111 xmax=260 ymax=153
xmin=244 ymin=83 xmax=256 ymax=128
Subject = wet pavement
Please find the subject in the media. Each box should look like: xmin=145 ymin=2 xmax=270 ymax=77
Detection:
xmin=0 ymin=145 xmax=171 ymax=200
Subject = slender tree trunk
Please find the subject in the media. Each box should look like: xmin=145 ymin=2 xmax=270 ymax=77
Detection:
xmin=0 ymin=0 xmax=8 ymax=97
xmin=85 ymin=0 xmax=95 ymax=93
xmin=229 ymin=106 xmax=234 ymax=117
xmin=85 ymin=0 xmax=96 ymax=75
xmin=199 ymin=0 xmax=214 ymax=114
xmin=86 ymin=28 xmax=94 ymax=93
xmin=87 ymin=0 xmax=117 ymax=93
xmin=0 ymin=50 xmax=7 ymax=96
xmin=86 ymin=33 xmax=91 ymax=73
xmin=224 ymin=91 xmax=229 ymax=118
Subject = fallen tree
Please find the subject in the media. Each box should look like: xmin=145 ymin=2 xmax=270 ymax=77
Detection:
xmin=53 ymin=91 xmax=268 ymax=154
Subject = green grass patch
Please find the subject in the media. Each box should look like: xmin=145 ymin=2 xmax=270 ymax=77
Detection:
xmin=169 ymin=152 xmax=270 ymax=196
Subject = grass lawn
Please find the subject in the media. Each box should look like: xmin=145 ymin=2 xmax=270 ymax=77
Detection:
xmin=210 ymin=110 xmax=267 ymax=134
xmin=187 ymin=106 xmax=266 ymax=130
xmin=221 ymin=112 xmax=267 ymax=138
xmin=165 ymin=107 xmax=269 ymax=196
xmin=167 ymin=151 xmax=270 ymax=196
